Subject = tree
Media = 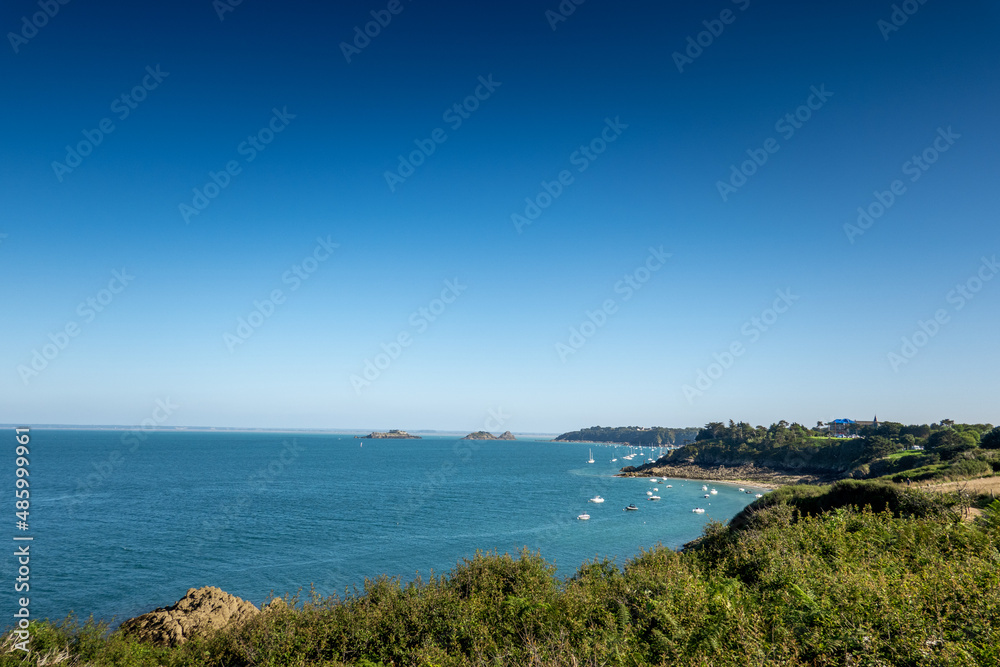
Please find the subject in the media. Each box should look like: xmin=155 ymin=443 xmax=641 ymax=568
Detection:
xmin=696 ymin=422 xmax=725 ymax=441
xmin=982 ymin=427 xmax=1000 ymax=450
xmin=864 ymin=435 xmax=902 ymax=459
xmin=928 ymin=429 xmax=978 ymax=460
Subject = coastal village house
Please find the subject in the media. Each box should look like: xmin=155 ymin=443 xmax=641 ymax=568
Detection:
xmin=827 ymin=416 xmax=879 ymax=436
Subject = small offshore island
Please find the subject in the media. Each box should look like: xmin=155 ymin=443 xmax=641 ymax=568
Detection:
xmin=355 ymin=429 xmax=421 ymax=439
xmin=461 ymin=430 xmax=516 ymax=440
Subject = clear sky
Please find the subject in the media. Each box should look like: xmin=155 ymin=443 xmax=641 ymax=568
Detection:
xmin=2 ymin=0 xmax=998 ymax=433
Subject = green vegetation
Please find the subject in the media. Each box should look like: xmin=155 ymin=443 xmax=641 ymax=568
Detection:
xmin=5 ymin=481 xmax=999 ymax=666
xmin=648 ymin=419 xmax=999 ymax=484
xmin=554 ymin=426 xmax=700 ymax=447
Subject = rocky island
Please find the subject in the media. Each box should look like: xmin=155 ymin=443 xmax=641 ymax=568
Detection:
xmin=461 ymin=430 xmax=516 ymax=440
xmin=357 ymin=430 xmax=421 ymax=439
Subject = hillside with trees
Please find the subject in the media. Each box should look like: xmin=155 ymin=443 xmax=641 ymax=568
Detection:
xmin=554 ymin=425 xmax=700 ymax=447
xmin=622 ymin=419 xmax=1000 ymax=484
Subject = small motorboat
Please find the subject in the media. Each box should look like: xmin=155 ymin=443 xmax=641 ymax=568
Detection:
xmin=589 ymin=495 xmax=605 ymax=503
xmin=648 ymin=496 xmax=660 ymax=501
xmin=692 ymin=507 xmax=706 ymax=514
xmin=647 ymin=491 xmax=653 ymax=496
xmin=703 ymin=494 xmax=710 ymax=498
xmin=611 ymin=458 xmax=617 ymax=462
xmin=710 ymin=489 xmax=718 ymax=495
xmin=666 ymin=485 xmax=672 ymax=488
xmin=739 ymin=488 xmax=745 ymax=492
xmin=755 ymin=493 xmax=763 ymax=498
xmin=653 ymin=488 xmax=658 ymax=491
xmin=624 ymin=504 xmax=639 ymax=511
xmin=577 ymin=513 xmax=590 ymax=520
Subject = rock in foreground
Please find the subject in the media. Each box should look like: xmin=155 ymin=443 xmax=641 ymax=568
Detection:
xmin=119 ymin=586 xmax=259 ymax=647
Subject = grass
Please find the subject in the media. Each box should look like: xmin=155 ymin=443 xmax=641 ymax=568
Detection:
xmin=885 ymin=449 xmax=924 ymax=461
xmin=4 ymin=481 xmax=998 ymax=666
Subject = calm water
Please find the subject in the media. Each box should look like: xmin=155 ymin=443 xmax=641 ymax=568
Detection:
xmin=11 ymin=430 xmax=761 ymax=626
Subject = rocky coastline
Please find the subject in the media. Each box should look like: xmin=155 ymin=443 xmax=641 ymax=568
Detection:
xmin=617 ymin=461 xmax=838 ymax=486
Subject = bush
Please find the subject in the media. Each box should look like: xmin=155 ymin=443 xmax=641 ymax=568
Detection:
xmin=6 ymin=492 xmax=1000 ymax=666
xmin=728 ymin=479 xmax=962 ymax=531
xmin=981 ymin=427 xmax=1000 ymax=450
xmin=948 ymin=459 xmax=993 ymax=479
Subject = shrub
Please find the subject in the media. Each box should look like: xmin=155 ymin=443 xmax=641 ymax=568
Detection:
xmin=948 ymin=459 xmax=993 ymax=479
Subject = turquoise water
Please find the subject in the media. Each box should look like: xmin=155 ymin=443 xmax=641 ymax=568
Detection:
xmin=14 ymin=430 xmax=761 ymax=626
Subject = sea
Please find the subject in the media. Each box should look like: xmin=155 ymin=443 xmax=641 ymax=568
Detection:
xmin=12 ymin=430 xmax=762 ymax=626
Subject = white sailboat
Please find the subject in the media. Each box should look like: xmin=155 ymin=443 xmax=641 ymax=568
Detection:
xmin=588 ymin=449 xmax=595 ymax=463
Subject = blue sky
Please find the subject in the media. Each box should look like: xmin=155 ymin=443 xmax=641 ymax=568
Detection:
xmin=2 ymin=0 xmax=998 ymax=432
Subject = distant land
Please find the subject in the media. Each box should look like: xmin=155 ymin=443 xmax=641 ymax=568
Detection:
xmin=461 ymin=431 xmax=516 ymax=440
xmin=0 ymin=424 xmax=559 ymax=437
xmin=554 ymin=425 xmax=700 ymax=447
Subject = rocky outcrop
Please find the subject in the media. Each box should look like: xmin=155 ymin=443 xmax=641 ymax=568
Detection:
xmin=617 ymin=461 xmax=835 ymax=486
xmin=461 ymin=431 xmax=517 ymax=440
xmin=462 ymin=431 xmax=495 ymax=440
xmin=359 ymin=430 xmax=421 ymax=439
xmin=119 ymin=586 xmax=259 ymax=647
